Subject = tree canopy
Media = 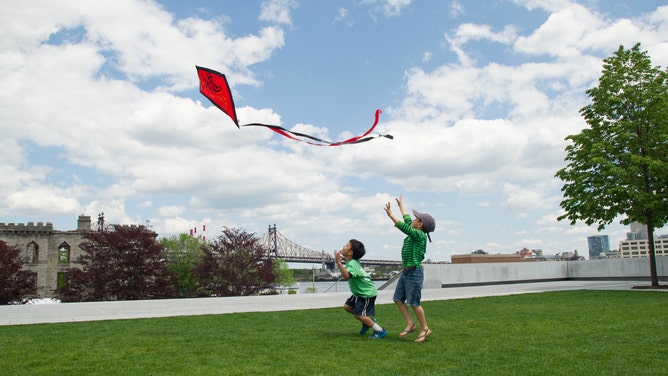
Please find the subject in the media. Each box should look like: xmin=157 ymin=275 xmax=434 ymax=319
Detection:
xmin=0 ymin=240 xmax=38 ymax=304
xmin=193 ymin=227 xmax=278 ymax=296
xmin=160 ymin=233 xmax=206 ymax=298
xmin=55 ymin=225 xmax=176 ymax=302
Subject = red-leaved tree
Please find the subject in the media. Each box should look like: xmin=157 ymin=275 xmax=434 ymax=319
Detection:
xmin=0 ymin=240 xmax=38 ymax=304
xmin=193 ymin=227 xmax=278 ymax=296
xmin=55 ymin=225 xmax=176 ymax=302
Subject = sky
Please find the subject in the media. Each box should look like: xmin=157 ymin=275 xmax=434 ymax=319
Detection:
xmin=2 ymin=0 xmax=668 ymax=263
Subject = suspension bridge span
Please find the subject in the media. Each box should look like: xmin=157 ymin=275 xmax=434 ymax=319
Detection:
xmin=259 ymin=225 xmax=401 ymax=268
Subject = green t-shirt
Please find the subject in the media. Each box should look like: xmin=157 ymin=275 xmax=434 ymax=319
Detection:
xmin=345 ymin=259 xmax=377 ymax=298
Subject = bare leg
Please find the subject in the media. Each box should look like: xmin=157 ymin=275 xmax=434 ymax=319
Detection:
xmin=395 ymin=300 xmax=415 ymax=331
xmin=412 ymin=305 xmax=428 ymax=331
xmin=413 ymin=305 xmax=432 ymax=342
xmin=355 ymin=315 xmax=377 ymax=328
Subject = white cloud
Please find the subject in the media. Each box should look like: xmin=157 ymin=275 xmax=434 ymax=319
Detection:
xmin=158 ymin=206 xmax=186 ymax=217
xmin=449 ymin=1 xmax=465 ymax=18
xmin=452 ymin=23 xmax=518 ymax=46
xmin=422 ymin=51 xmax=432 ymax=62
xmin=6 ymin=188 xmax=81 ymax=216
xmin=334 ymin=7 xmax=352 ymax=26
xmin=501 ymin=182 xmax=554 ymax=213
xmin=259 ymin=0 xmax=297 ymax=26
xmin=364 ymin=0 xmax=412 ymax=17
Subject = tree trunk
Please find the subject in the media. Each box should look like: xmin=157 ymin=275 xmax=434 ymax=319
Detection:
xmin=645 ymin=221 xmax=659 ymax=287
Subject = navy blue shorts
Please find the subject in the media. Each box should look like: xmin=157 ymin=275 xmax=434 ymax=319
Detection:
xmin=345 ymin=295 xmax=377 ymax=317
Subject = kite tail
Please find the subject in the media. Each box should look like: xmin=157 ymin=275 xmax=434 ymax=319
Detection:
xmin=242 ymin=109 xmax=391 ymax=146
xmin=330 ymin=109 xmax=384 ymax=146
xmin=241 ymin=123 xmax=334 ymax=146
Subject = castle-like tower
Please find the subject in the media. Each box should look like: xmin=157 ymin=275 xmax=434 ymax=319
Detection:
xmin=0 ymin=216 xmax=92 ymax=298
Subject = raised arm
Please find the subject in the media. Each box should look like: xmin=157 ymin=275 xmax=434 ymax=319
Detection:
xmin=384 ymin=201 xmax=399 ymax=225
xmin=396 ymin=195 xmax=407 ymax=216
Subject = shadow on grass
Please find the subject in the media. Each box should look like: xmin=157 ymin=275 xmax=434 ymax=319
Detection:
xmin=632 ymin=285 xmax=668 ymax=289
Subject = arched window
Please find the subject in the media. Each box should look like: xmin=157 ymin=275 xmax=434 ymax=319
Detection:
xmin=26 ymin=242 xmax=39 ymax=264
xmin=58 ymin=242 xmax=71 ymax=264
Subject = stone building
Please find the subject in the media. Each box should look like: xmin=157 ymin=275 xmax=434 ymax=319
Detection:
xmin=0 ymin=216 xmax=92 ymax=298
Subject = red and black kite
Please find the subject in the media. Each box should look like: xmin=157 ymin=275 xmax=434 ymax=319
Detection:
xmin=196 ymin=66 xmax=393 ymax=146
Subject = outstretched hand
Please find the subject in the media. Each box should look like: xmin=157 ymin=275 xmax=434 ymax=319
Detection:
xmin=385 ymin=200 xmax=399 ymax=225
xmin=384 ymin=202 xmax=393 ymax=217
xmin=395 ymin=195 xmax=407 ymax=214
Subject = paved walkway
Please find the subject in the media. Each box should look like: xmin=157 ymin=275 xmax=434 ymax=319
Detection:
xmin=0 ymin=280 xmax=650 ymax=326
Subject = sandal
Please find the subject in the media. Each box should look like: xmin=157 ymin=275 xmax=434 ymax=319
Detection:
xmin=414 ymin=328 xmax=432 ymax=343
xmin=399 ymin=323 xmax=417 ymax=337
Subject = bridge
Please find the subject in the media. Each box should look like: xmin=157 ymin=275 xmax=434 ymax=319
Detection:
xmin=259 ymin=225 xmax=402 ymax=268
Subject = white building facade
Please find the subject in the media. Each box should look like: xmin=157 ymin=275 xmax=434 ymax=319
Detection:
xmin=618 ymin=237 xmax=668 ymax=258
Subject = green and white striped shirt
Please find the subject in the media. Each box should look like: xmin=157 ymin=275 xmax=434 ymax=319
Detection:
xmin=396 ymin=214 xmax=427 ymax=267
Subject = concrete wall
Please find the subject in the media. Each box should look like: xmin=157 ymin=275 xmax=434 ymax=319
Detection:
xmin=423 ymin=257 xmax=668 ymax=289
xmin=566 ymin=257 xmax=668 ymax=280
xmin=432 ymin=261 xmax=569 ymax=288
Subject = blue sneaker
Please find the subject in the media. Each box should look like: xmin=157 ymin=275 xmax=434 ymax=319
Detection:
xmin=370 ymin=328 xmax=388 ymax=339
xmin=360 ymin=318 xmax=376 ymax=334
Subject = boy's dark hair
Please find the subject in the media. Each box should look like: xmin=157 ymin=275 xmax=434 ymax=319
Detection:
xmin=349 ymin=239 xmax=366 ymax=260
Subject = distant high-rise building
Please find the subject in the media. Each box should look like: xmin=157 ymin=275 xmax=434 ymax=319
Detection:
xmin=587 ymin=235 xmax=610 ymax=259
xmin=619 ymin=222 xmax=668 ymax=259
xmin=627 ymin=222 xmax=648 ymax=240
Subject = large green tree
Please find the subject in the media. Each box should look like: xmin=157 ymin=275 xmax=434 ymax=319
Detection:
xmin=555 ymin=43 xmax=668 ymax=287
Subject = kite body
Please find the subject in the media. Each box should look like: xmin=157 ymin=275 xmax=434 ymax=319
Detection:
xmin=196 ymin=66 xmax=392 ymax=146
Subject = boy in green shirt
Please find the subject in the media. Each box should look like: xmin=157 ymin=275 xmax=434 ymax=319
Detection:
xmin=334 ymin=239 xmax=388 ymax=339
xmin=385 ymin=196 xmax=435 ymax=343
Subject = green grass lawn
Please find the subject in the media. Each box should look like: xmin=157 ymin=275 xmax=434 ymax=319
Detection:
xmin=1 ymin=290 xmax=666 ymax=375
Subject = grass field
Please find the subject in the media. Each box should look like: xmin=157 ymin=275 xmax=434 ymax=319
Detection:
xmin=1 ymin=290 xmax=666 ymax=375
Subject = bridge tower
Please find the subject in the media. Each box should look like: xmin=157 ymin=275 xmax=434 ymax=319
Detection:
xmin=268 ymin=224 xmax=278 ymax=257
